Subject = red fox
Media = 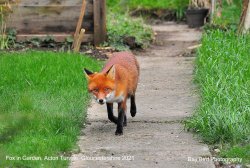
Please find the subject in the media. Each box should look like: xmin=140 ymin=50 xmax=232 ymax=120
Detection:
xmin=84 ymin=51 xmax=140 ymax=135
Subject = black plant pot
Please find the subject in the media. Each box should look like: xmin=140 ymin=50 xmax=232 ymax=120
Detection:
xmin=186 ymin=8 xmax=209 ymax=28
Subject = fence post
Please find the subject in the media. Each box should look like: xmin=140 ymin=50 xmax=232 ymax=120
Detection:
xmin=93 ymin=0 xmax=107 ymax=46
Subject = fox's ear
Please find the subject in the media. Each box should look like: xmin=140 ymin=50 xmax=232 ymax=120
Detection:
xmin=106 ymin=65 xmax=115 ymax=80
xmin=83 ymin=68 xmax=94 ymax=79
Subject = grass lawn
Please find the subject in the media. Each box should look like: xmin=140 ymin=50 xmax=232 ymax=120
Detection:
xmin=186 ymin=30 xmax=250 ymax=163
xmin=0 ymin=51 xmax=101 ymax=167
xmin=187 ymin=1 xmax=250 ymax=164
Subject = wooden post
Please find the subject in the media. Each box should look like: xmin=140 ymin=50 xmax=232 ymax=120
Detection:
xmin=93 ymin=0 xmax=106 ymax=46
xmin=73 ymin=28 xmax=85 ymax=52
xmin=72 ymin=0 xmax=86 ymax=50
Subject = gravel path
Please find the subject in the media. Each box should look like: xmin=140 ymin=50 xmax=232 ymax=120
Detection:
xmin=70 ymin=22 xmax=215 ymax=168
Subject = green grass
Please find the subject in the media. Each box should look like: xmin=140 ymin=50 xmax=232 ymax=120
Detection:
xmin=213 ymin=0 xmax=242 ymax=28
xmin=0 ymin=51 xmax=101 ymax=167
xmin=128 ymin=0 xmax=189 ymax=10
xmin=105 ymin=12 xmax=153 ymax=50
xmin=106 ymin=0 xmax=154 ymax=51
xmin=187 ymin=0 xmax=249 ymax=163
xmin=108 ymin=0 xmax=189 ymax=11
xmin=220 ymin=144 xmax=250 ymax=164
xmin=128 ymin=0 xmax=189 ymax=21
xmin=185 ymin=30 xmax=250 ymax=163
xmin=107 ymin=0 xmax=189 ymax=20
xmin=106 ymin=0 xmax=190 ymax=50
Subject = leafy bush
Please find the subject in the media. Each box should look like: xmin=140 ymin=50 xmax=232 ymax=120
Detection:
xmin=106 ymin=12 xmax=153 ymax=50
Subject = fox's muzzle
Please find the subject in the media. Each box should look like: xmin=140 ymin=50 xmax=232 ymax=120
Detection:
xmin=97 ymin=98 xmax=106 ymax=105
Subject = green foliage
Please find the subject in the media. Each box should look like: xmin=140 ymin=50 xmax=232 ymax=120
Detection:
xmin=185 ymin=30 xmax=250 ymax=161
xmin=42 ymin=35 xmax=56 ymax=48
xmin=0 ymin=51 xmax=101 ymax=167
xmin=128 ymin=0 xmax=189 ymax=10
xmin=213 ymin=0 xmax=242 ymax=28
xmin=106 ymin=0 xmax=189 ymax=50
xmin=6 ymin=28 xmax=16 ymax=45
xmin=106 ymin=12 xmax=153 ymax=51
xmin=107 ymin=0 xmax=189 ymax=20
xmin=107 ymin=0 xmax=125 ymax=12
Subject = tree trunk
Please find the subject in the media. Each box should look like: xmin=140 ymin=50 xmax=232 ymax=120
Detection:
xmin=239 ymin=0 xmax=250 ymax=34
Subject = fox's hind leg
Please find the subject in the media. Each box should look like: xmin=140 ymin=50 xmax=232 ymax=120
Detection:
xmin=130 ymin=95 xmax=137 ymax=117
xmin=106 ymin=103 xmax=117 ymax=124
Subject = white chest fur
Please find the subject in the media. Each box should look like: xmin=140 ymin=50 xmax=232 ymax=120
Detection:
xmin=105 ymin=91 xmax=124 ymax=103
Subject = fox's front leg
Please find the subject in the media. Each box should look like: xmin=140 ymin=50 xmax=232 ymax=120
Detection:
xmin=106 ymin=103 xmax=117 ymax=124
xmin=123 ymin=113 xmax=127 ymax=127
xmin=116 ymin=101 xmax=126 ymax=135
xmin=130 ymin=95 xmax=137 ymax=117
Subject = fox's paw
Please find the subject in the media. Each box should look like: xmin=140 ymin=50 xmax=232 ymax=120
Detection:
xmin=115 ymin=129 xmax=123 ymax=136
xmin=130 ymin=110 xmax=136 ymax=117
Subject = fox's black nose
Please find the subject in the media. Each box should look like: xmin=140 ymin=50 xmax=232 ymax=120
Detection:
xmin=99 ymin=99 xmax=104 ymax=103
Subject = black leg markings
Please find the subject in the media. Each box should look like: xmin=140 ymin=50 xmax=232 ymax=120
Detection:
xmin=116 ymin=103 xmax=125 ymax=135
xmin=123 ymin=114 xmax=127 ymax=127
xmin=130 ymin=95 xmax=137 ymax=117
xmin=106 ymin=103 xmax=117 ymax=124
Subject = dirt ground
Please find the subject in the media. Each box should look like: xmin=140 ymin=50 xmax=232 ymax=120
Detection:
xmin=69 ymin=22 xmax=215 ymax=168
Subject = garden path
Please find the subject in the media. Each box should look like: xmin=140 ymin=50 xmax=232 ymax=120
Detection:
xmin=70 ymin=22 xmax=215 ymax=168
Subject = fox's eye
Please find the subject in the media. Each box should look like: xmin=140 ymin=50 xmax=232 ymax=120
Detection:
xmin=92 ymin=88 xmax=99 ymax=93
xmin=104 ymin=88 xmax=111 ymax=92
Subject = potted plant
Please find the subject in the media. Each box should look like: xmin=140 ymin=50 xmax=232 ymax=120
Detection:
xmin=186 ymin=0 xmax=210 ymax=28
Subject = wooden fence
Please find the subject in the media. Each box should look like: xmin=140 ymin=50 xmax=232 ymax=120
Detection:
xmin=7 ymin=0 xmax=106 ymax=45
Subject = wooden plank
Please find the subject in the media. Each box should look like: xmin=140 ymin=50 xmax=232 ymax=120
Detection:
xmin=73 ymin=0 xmax=87 ymax=49
xmin=11 ymin=4 xmax=93 ymax=15
xmin=7 ymin=5 xmax=94 ymax=34
xmin=8 ymin=19 xmax=93 ymax=34
xmin=93 ymin=0 xmax=107 ymax=46
xmin=6 ymin=0 xmax=97 ymax=44
xmin=73 ymin=28 xmax=86 ymax=52
xmin=16 ymin=33 xmax=93 ymax=43
xmin=19 ymin=0 xmax=93 ymax=6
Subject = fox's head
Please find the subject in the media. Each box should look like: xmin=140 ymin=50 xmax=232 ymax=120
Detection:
xmin=84 ymin=66 xmax=115 ymax=105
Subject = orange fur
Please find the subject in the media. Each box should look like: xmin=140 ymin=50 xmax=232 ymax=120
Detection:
xmin=102 ymin=51 xmax=140 ymax=98
xmin=85 ymin=51 xmax=139 ymax=103
xmin=84 ymin=51 xmax=140 ymax=135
